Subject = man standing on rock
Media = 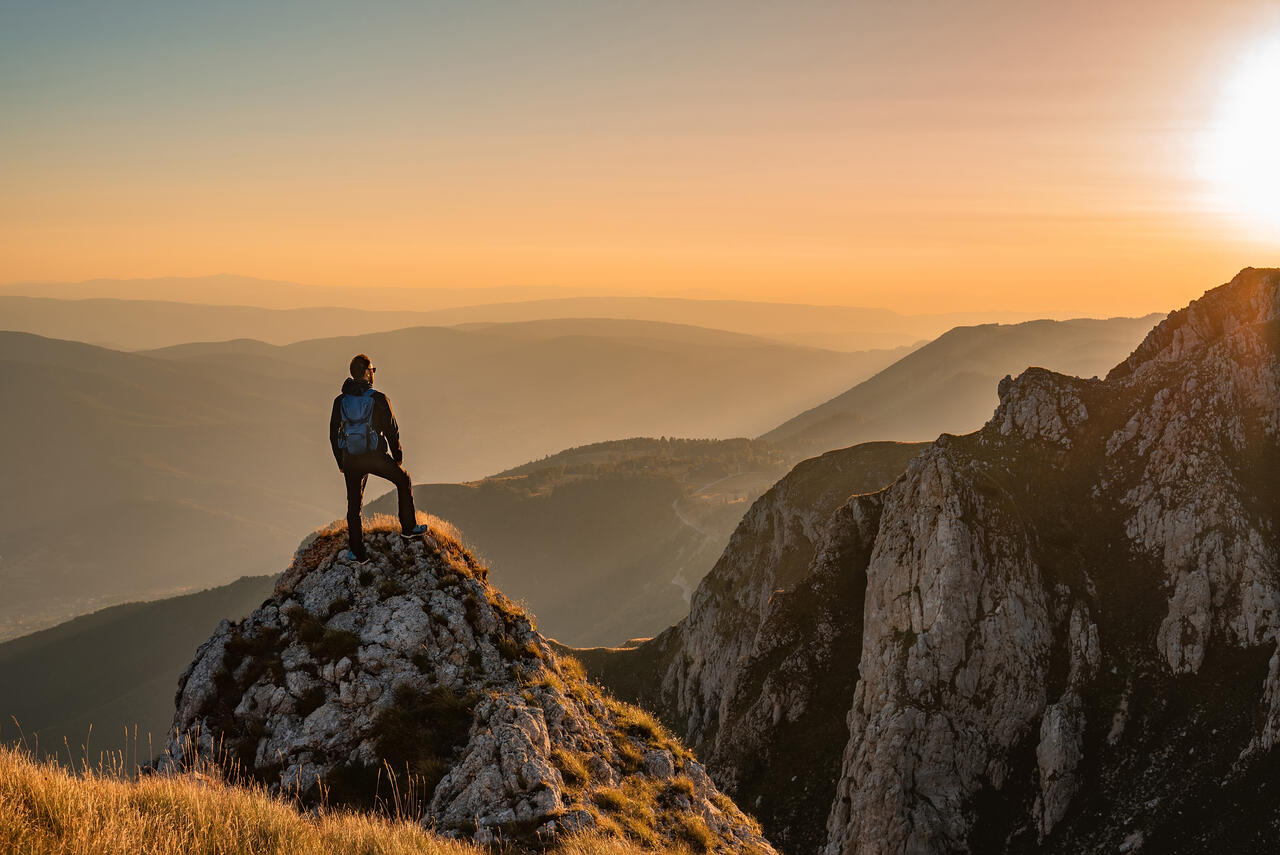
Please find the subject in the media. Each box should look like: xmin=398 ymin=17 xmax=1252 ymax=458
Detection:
xmin=330 ymin=353 xmax=427 ymax=562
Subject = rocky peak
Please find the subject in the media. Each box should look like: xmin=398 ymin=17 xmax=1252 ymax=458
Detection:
xmin=1108 ymin=266 xmax=1280 ymax=383
xmin=587 ymin=269 xmax=1280 ymax=854
xmin=993 ymin=367 xmax=1094 ymax=446
xmin=822 ymin=270 xmax=1280 ymax=853
xmin=162 ymin=517 xmax=774 ymax=852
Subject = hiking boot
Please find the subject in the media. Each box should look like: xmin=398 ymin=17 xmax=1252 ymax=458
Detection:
xmin=344 ymin=549 xmax=371 ymax=565
xmin=399 ymin=524 xmax=428 ymax=538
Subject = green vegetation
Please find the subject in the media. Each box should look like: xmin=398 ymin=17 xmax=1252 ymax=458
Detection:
xmin=0 ymin=575 xmax=274 ymax=766
xmin=325 ymin=685 xmax=481 ymax=814
xmin=312 ymin=629 xmax=361 ymax=664
xmin=378 ymin=578 xmax=407 ymax=598
xmin=223 ymin=626 xmax=285 ymax=689
xmin=296 ymin=686 xmax=327 ymax=718
xmin=494 ymin=437 xmax=786 ymax=483
xmin=283 ymin=605 xmax=325 ymax=644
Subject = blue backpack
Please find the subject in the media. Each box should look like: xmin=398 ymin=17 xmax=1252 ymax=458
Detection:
xmin=339 ymin=389 xmax=379 ymax=455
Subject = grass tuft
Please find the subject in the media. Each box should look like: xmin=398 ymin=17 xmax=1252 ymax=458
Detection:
xmin=0 ymin=743 xmax=694 ymax=854
xmin=551 ymin=749 xmax=589 ymax=789
xmin=312 ymin=629 xmax=361 ymax=664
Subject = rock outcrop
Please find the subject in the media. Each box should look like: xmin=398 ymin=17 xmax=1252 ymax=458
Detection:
xmin=587 ymin=268 xmax=1280 ymax=854
xmin=162 ymin=517 xmax=775 ymax=852
xmin=576 ymin=441 xmax=926 ymax=853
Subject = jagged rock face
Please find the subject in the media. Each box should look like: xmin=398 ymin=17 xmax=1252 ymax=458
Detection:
xmin=162 ymin=521 xmax=776 ymax=853
xmin=825 ymin=442 xmax=1060 ymax=854
xmin=576 ymin=441 xmax=925 ymax=849
xmin=824 ymin=268 xmax=1280 ymax=854
xmin=590 ymin=269 xmax=1280 ymax=855
xmin=656 ymin=442 xmax=926 ymax=750
xmin=705 ymin=493 xmax=884 ymax=855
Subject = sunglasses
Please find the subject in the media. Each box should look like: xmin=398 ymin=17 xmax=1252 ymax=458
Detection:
xmin=368 ymin=366 xmax=377 ymax=373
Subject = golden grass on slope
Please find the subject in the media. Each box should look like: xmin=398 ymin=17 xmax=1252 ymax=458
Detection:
xmin=0 ymin=745 xmax=694 ymax=855
xmin=282 ymin=512 xmax=484 ymax=596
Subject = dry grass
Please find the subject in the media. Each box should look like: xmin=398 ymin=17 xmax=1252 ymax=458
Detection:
xmin=281 ymin=513 xmax=484 ymax=596
xmin=0 ymin=743 xmax=472 ymax=855
xmin=0 ymin=744 xmax=700 ymax=854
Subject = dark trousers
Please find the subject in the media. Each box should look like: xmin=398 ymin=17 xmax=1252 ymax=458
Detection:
xmin=342 ymin=451 xmax=417 ymax=558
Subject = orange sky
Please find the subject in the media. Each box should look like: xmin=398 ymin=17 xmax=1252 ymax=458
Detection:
xmin=2 ymin=1 xmax=1279 ymax=315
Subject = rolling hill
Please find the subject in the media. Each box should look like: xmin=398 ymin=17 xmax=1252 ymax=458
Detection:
xmin=144 ymin=318 xmax=900 ymax=479
xmin=0 ymin=321 xmax=880 ymax=639
xmin=0 ymin=575 xmax=273 ymax=761
xmin=3 ymin=274 xmax=1066 ymax=350
xmin=0 ymin=274 xmax=586 ymax=312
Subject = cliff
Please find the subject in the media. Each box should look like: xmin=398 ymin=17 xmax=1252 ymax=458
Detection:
xmin=587 ymin=269 xmax=1280 ymax=854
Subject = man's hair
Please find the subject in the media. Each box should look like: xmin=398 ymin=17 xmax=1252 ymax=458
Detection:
xmin=349 ymin=353 xmax=372 ymax=379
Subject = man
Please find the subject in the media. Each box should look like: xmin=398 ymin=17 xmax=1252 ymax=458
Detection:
xmin=329 ymin=353 xmax=427 ymax=563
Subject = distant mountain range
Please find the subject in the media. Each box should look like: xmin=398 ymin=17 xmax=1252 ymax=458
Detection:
xmin=2 ymin=274 xmax=1083 ymax=350
xmin=0 ymin=275 xmax=591 ymax=312
xmin=0 ymin=331 xmax=332 ymax=641
xmin=763 ymin=315 xmax=1163 ymax=455
xmin=0 ymin=320 xmax=882 ymax=639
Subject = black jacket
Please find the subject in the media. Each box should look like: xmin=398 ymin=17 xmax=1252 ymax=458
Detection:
xmin=330 ymin=378 xmax=403 ymax=465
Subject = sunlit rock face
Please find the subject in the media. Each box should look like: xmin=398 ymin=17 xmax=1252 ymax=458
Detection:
xmin=161 ymin=522 xmax=776 ymax=853
xmin=828 ymin=269 xmax=1280 ymax=854
xmin=591 ymin=268 xmax=1280 ymax=855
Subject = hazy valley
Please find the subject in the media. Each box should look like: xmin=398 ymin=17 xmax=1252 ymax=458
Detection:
xmin=0 ymin=315 xmax=885 ymax=640
xmin=4 ymin=270 xmax=1279 ymax=855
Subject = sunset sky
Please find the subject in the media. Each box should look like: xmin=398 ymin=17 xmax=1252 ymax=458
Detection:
xmin=3 ymin=0 xmax=1280 ymax=315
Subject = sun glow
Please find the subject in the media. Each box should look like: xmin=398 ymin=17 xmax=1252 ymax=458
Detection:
xmin=1202 ymin=35 xmax=1280 ymax=236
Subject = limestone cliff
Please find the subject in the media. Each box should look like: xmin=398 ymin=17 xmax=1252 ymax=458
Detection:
xmin=588 ymin=269 xmax=1280 ymax=854
xmin=825 ymin=268 xmax=1279 ymax=854
xmin=576 ymin=441 xmax=926 ymax=853
xmin=162 ymin=519 xmax=775 ymax=852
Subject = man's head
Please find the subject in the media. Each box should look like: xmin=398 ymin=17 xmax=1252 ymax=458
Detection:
xmin=349 ymin=353 xmax=375 ymax=384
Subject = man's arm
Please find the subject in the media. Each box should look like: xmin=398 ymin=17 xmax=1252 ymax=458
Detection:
xmin=377 ymin=393 xmax=404 ymax=463
xmin=329 ymin=397 xmax=344 ymax=469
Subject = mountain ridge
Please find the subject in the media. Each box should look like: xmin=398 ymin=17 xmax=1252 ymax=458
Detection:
xmin=762 ymin=314 xmax=1162 ymax=456
xmin=583 ymin=268 xmax=1280 ymax=854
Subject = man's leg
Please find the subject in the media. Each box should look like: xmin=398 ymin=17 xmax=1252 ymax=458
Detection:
xmin=344 ymin=464 xmax=369 ymax=559
xmin=365 ymin=453 xmax=418 ymax=533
